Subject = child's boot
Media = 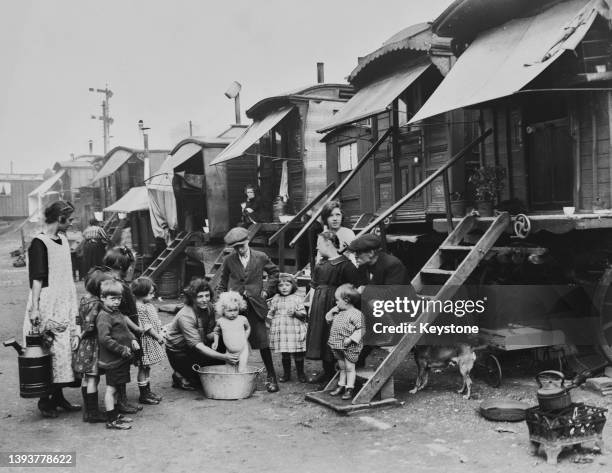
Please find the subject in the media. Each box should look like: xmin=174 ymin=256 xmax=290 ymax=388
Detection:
xmin=117 ymin=384 xmax=142 ymax=414
xmin=341 ymin=387 xmax=354 ymax=400
xmin=278 ymin=354 xmax=291 ymax=383
xmin=295 ymin=356 xmax=306 ymax=383
xmin=105 ymin=409 xmax=131 ymax=430
xmin=138 ymin=383 xmax=159 ymax=405
xmin=329 ymin=385 xmax=345 ymax=396
xmin=81 ymin=387 xmax=88 ymax=422
xmin=86 ymin=392 xmax=107 ymax=423
xmin=146 ymin=382 xmax=162 ymax=402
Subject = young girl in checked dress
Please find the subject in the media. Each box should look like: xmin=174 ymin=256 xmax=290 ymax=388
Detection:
xmin=326 ymin=283 xmax=364 ymax=400
xmin=267 ymin=273 xmax=307 ymax=382
xmin=131 ymin=277 xmax=165 ymax=405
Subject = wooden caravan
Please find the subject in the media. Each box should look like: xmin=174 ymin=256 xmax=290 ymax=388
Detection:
xmin=209 ymin=82 xmax=354 ymax=273
xmin=0 ymin=173 xmax=43 ymax=220
xmin=319 ymin=24 xmax=478 ymax=229
xmin=53 ymin=155 xmax=100 ymax=230
xmin=308 ymin=0 xmax=612 ymax=411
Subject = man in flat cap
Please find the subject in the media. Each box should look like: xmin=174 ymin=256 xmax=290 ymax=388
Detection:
xmin=348 ymin=233 xmax=410 ymax=367
xmin=217 ymin=227 xmax=280 ymax=392
xmin=348 ymin=234 xmax=408 ymax=286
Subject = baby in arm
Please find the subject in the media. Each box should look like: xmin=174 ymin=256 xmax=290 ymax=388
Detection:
xmin=213 ymin=291 xmax=251 ymax=372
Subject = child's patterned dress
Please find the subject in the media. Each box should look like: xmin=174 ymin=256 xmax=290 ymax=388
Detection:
xmin=268 ymin=293 xmax=307 ymax=353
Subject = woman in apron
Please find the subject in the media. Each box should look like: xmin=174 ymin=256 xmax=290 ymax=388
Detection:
xmin=23 ymin=201 xmax=81 ymax=418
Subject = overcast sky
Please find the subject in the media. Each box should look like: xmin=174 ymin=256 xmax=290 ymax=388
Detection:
xmin=0 ymin=0 xmax=453 ymax=173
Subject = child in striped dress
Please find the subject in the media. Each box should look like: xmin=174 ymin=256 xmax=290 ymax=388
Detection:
xmin=267 ymin=273 xmax=307 ymax=382
xmin=131 ymin=277 xmax=166 ymax=405
xmin=326 ymin=283 xmax=364 ymax=400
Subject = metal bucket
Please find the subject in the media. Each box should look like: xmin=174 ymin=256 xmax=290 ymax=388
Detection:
xmin=193 ymin=364 xmax=263 ymax=400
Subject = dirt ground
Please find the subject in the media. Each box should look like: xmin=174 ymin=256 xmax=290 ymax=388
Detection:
xmin=1 ymin=225 xmax=611 ymax=473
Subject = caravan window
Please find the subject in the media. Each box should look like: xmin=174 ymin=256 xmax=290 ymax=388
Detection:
xmin=338 ymin=142 xmax=358 ymax=173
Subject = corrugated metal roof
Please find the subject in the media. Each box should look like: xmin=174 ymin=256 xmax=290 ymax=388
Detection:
xmin=348 ymin=23 xmax=432 ymax=84
xmin=410 ymin=0 xmax=604 ymax=123
xmin=0 ymin=173 xmax=43 ymax=181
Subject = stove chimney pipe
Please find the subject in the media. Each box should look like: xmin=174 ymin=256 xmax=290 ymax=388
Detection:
xmin=317 ymin=62 xmax=325 ymax=84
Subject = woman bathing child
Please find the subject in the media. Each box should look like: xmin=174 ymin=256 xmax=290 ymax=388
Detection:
xmin=213 ymin=291 xmax=251 ymax=372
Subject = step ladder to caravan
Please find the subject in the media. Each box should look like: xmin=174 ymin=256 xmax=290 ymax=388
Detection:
xmin=206 ymin=223 xmax=263 ymax=289
xmin=141 ymin=231 xmax=198 ymax=280
xmin=306 ymin=212 xmax=511 ymax=413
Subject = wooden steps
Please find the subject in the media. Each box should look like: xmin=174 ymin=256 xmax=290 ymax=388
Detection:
xmin=306 ymin=212 xmax=511 ymax=412
xmin=141 ymin=231 xmax=199 ymax=280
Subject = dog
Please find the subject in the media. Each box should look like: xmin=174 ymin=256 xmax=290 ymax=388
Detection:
xmin=409 ymin=344 xmax=477 ymax=399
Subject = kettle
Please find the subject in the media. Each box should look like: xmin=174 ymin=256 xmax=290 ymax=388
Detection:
xmin=4 ymin=329 xmax=52 ymax=398
xmin=535 ymin=370 xmax=572 ymax=411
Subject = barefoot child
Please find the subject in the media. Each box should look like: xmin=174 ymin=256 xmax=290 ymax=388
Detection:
xmin=213 ymin=291 xmax=251 ymax=372
xmin=96 ymin=279 xmax=140 ymax=430
xmin=131 ymin=277 xmax=165 ymax=405
xmin=73 ymin=267 xmax=112 ymax=423
xmin=267 ymin=273 xmax=307 ymax=382
xmin=326 ymin=284 xmax=364 ymax=400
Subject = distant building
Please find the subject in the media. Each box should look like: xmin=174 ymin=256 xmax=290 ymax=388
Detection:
xmin=0 ymin=173 xmax=44 ymax=219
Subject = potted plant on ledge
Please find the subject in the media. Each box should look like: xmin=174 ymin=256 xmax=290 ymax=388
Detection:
xmin=468 ymin=165 xmax=506 ymax=217
xmin=450 ymin=191 xmax=467 ymax=217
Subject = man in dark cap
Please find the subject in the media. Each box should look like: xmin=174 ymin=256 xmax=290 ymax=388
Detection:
xmin=348 ymin=233 xmax=410 ymax=367
xmin=217 ymin=227 xmax=281 ymax=392
xmin=348 ymin=234 xmax=408 ymax=286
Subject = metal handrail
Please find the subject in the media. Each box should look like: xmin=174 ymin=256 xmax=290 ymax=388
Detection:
xmin=353 ymin=128 xmax=493 ymax=238
xmin=267 ymin=181 xmax=336 ymax=245
xmin=289 ymin=128 xmax=393 ymax=247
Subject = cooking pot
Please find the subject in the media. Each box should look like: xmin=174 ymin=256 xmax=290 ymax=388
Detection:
xmin=535 ymin=370 xmax=572 ymax=411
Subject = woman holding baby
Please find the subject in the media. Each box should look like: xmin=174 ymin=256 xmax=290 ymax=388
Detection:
xmin=165 ymin=278 xmax=238 ymax=390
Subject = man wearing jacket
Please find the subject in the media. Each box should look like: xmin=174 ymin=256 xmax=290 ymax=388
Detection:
xmin=217 ymin=227 xmax=280 ymax=392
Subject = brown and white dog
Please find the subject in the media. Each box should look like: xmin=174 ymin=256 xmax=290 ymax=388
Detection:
xmin=409 ymin=344 xmax=477 ymax=399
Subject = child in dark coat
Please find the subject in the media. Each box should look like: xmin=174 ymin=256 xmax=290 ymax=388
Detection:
xmin=96 ymin=279 xmax=139 ymax=430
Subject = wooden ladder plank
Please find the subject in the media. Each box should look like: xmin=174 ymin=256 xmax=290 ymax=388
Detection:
xmin=351 ymin=212 xmax=510 ymax=405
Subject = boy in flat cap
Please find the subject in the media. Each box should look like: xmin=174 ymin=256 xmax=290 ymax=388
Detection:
xmin=217 ymin=227 xmax=281 ymax=392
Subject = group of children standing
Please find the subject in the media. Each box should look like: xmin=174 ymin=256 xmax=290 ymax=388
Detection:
xmin=72 ymin=249 xmax=166 ymax=430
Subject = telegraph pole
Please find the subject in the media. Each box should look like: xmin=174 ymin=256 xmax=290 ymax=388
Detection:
xmin=89 ymin=86 xmax=114 ymax=154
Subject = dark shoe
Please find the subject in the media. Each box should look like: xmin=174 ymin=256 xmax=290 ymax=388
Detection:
xmin=117 ymin=401 xmax=142 ymax=414
xmin=106 ymin=420 xmax=131 ymax=430
xmin=38 ymin=398 xmax=58 ymax=418
xmin=147 ymin=383 xmax=162 ymax=402
xmin=307 ymin=372 xmax=328 ymax=384
xmin=116 ymin=414 xmax=133 ymax=423
xmin=138 ymin=385 xmax=160 ymax=405
xmin=278 ymin=373 xmax=291 ymax=383
xmin=85 ymin=393 xmax=106 ymax=423
xmin=297 ymin=372 xmax=307 ymax=383
xmin=341 ymin=388 xmax=354 ymax=400
xmin=52 ymin=390 xmax=81 ymax=412
xmin=172 ymin=379 xmax=196 ymax=391
xmin=295 ymin=358 xmax=306 ymax=383
xmin=329 ymin=385 xmax=345 ymax=396
xmin=266 ymin=377 xmax=279 ymax=393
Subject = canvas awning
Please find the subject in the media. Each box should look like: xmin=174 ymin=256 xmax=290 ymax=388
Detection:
xmin=318 ymin=60 xmax=431 ymax=132
xmin=410 ymin=0 xmax=605 ymax=123
xmin=166 ymin=142 xmax=203 ymax=170
xmin=27 ymin=170 xmax=66 ymax=222
xmin=104 ymin=186 xmax=149 ymax=213
xmin=210 ymin=106 xmax=294 ymax=165
xmin=91 ymin=149 xmax=133 ymax=182
xmin=145 ymin=158 xmax=177 ymax=237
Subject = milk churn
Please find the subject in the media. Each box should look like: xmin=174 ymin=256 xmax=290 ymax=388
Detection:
xmin=3 ymin=329 xmax=52 ymax=398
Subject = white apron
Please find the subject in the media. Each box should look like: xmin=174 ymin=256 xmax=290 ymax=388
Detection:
xmin=23 ymin=233 xmax=78 ymax=384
